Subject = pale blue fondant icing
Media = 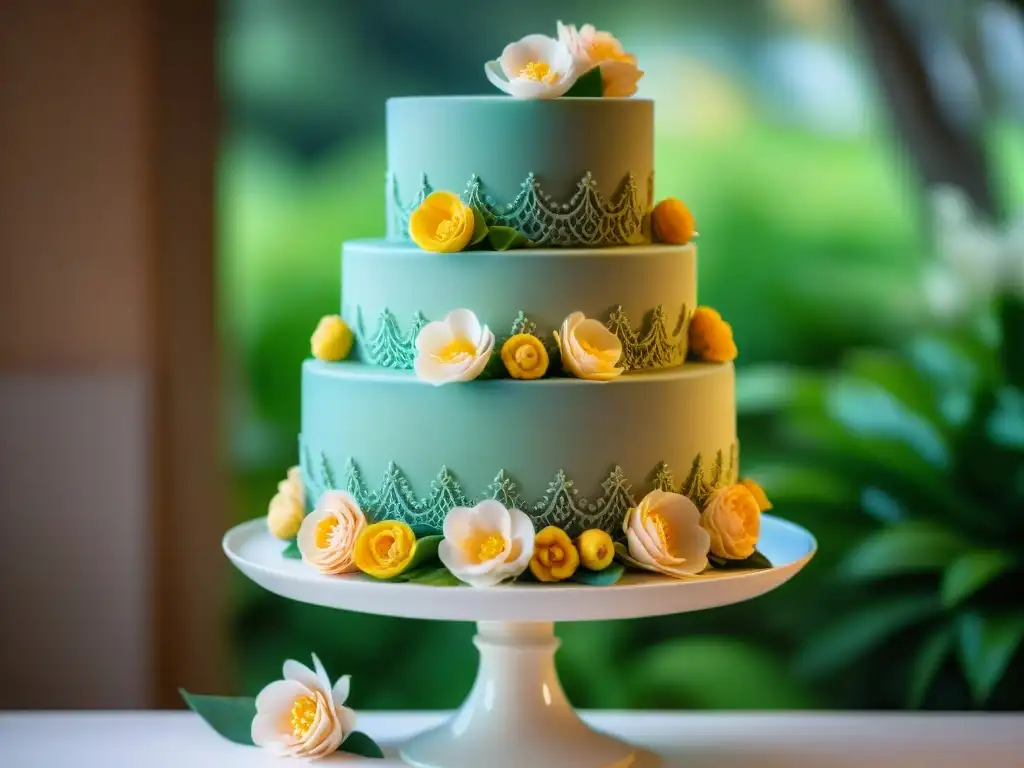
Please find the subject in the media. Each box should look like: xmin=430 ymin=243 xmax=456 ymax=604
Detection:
xmin=341 ymin=239 xmax=696 ymax=371
xmin=299 ymin=359 xmax=737 ymax=535
xmin=385 ymin=96 xmax=654 ymax=245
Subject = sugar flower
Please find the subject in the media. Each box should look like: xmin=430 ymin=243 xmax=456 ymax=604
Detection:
xmin=652 ymin=197 xmax=697 ymax=244
xmin=310 ymin=315 xmax=354 ymax=362
xmin=251 ymin=653 xmax=355 ymax=760
xmin=409 ymin=190 xmax=476 ymax=253
xmin=701 ymin=484 xmax=761 ymax=560
xmin=688 ymin=307 xmax=738 ymax=363
xmin=354 ymin=520 xmax=417 ymax=579
xmin=619 ymin=489 xmax=710 ymax=577
xmin=529 ymin=526 xmax=580 ymax=582
xmin=439 ymin=499 xmax=535 ymax=587
xmin=553 ymin=311 xmax=624 ymax=381
xmin=414 ymin=308 xmax=495 ymax=385
xmin=485 ymin=34 xmax=578 ymax=99
xmin=268 ymin=465 xmax=305 ymax=539
xmin=500 ymin=333 xmax=549 ymax=379
xmin=297 ymin=490 xmax=366 ymax=575
xmin=556 ymin=21 xmax=643 ymax=97
xmin=576 ymin=529 xmax=615 ymax=571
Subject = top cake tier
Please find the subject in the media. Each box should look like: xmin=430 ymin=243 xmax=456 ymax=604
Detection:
xmin=385 ymin=96 xmax=654 ymax=248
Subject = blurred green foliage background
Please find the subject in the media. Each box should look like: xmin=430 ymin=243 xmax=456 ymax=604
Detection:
xmin=220 ymin=0 xmax=1024 ymax=711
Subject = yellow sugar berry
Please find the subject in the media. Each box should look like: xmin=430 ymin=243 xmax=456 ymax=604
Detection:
xmin=310 ymin=315 xmax=354 ymax=362
xmin=575 ymin=529 xmax=615 ymax=571
xmin=652 ymin=198 xmax=696 ymax=245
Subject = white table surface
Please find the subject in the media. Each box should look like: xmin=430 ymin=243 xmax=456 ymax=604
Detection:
xmin=0 ymin=711 xmax=1021 ymax=767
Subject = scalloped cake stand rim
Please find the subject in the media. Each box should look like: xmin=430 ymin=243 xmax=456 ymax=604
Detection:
xmin=222 ymin=513 xmax=816 ymax=623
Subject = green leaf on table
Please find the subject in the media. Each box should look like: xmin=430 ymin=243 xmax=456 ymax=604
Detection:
xmin=908 ymin=626 xmax=954 ymax=709
xmin=180 ymin=690 xmax=256 ymax=746
xmin=468 ymin=206 xmax=489 ymax=247
xmin=941 ymin=550 xmax=1014 ymax=608
xmin=562 ymin=66 xmax=603 ymax=97
xmin=708 ymin=550 xmax=773 ymax=570
xmin=958 ymin=611 xmax=1024 ymax=705
xmin=340 ymin=730 xmax=385 ymax=759
xmin=487 ymin=225 xmax=531 ymax=251
xmin=796 ymin=593 xmax=941 ymax=677
xmin=838 ymin=521 xmax=965 ymax=582
xmin=570 ymin=561 xmax=625 ymax=586
xmin=281 ymin=539 xmax=301 ymax=559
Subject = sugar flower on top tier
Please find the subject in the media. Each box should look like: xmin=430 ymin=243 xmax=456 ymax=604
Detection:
xmin=554 ymin=311 xmax=624 ymax=381
xmin=251 ymin=653 xmax=355 ymax=760
xmin=619 ymin=489 xmax=711 ymax=578
xmin=556 ymin=21 xmax=643 ymax=97
xmin=414 ymin=308 xmax=495 ymax=385
xmin=484 ymin=34 xmax=578 ymax=99
xmin=439 ymin=499 xmax=535 ymax=587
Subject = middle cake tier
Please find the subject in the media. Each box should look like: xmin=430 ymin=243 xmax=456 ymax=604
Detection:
xmin=300 ymin=360 xmax=737 ymax=536
xmin=342 ymin=239 xmax=697 ymax=373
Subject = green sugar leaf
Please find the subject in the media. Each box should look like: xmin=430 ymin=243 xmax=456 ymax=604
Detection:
xmin=563 ymin=66 xmax=603 ymax=98
xmin=708 ymin=550 xmax=773 ymax=570
xmin=570 ymin=561 xmax=625 ymax=586
xmin=487 ymin=225 xmax=531 ymax=251
xmin=282 ymin=539 xmax=301 ymax=559
xmin=340 ymin=730 xmax=385 ymax=759
xmin=180 ymin=690 xmax=256 ymax=746
xmin=468 ymin=205 xmax=489 ymax=247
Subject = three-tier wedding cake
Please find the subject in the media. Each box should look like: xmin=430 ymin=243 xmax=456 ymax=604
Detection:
xmin=264 ymin=22 xmax=771 ymax=588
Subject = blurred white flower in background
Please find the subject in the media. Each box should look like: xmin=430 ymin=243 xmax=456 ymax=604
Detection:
xmin=925 ymin=186 xmax=1024 ymax=320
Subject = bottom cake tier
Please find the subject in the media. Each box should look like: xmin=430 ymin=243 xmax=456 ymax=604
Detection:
xmin=299 ymin=360 xmax=737 ymax=536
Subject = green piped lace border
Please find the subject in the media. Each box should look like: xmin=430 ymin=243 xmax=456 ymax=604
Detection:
xmin=354 ymin=306 xmax=690 ymax=374
xmin=300 ymin=442 xmax=738 ymax=536
xmin=387 ymin=171 xmax=653 ymax=247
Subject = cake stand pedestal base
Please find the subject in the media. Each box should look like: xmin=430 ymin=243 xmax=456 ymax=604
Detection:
xmin=401 ymin=621 xmax=657 ymax=768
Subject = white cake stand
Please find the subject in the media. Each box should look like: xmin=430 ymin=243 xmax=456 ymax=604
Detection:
xmin=224 ymin=514 xmax=815 ymax=768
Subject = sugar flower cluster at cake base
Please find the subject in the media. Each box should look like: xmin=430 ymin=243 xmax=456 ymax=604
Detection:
xmin=267 ymin=464 xmax=775 ymax=586
xmin=181 ymin=654 xmax=384 ymax=761
xmin=484 ymin=21 xmax=643 ymax=99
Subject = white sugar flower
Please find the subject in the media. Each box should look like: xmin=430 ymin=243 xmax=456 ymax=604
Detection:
xmin=414 ymin=309 xmax=495 ymax=385
xmin=297 ymin=490 xmax=366 ymax=575
xmin=619 ymin=489 xmax=711 ymax=578
xmin=251 ymin=653 xmax=355 ymax=760
xmin=553 ymin=311 xmax=624 ymax=381
xmin=439 ymin=500 xmax=535 ymax=587
xmin=484 ymin=34 xmax=577 ymax=99
xmin=556 ymin=21 xmax=643 ymax=97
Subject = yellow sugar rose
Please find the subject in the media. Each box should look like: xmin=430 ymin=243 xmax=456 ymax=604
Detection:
xmin=409 ymin=190 xmax=475 ymax=253
xmin=267 ymin=465 xmax=304 ymax=539
xmin=689 ymin=306 xmax=738 ymax=363
xmin=575 ymin=529 xmax=615 ymax=571
xmin=311 ymin=315 xmax=354 ymax=362
xmin=701 ymin=484 xmax=761 ymax=560
xmin=739 ymin=478 xmax=773 ymax=512
xmin=354 ymin=520 xmax=417 ymax=579
xmin=500 ymin=333 xmax=549 ymax=379
xmin=529 ymin=526 xmax=580 ymax=582
xmin=652 ymin=197 xmax=696 ymax=245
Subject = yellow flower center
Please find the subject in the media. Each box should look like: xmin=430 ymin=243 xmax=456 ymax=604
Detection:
xmin=514 ymin=344 xmax=539 ymax=370
xmin=290 ymin=695 xmax=318 ymax=739
xmin=370 ymin=529 xmax=402 ymax=567
xmin=315 ymin=517 xmax=338 ymax=549
xmin=435 ymin=218 xmax=455 ymax=240
xmin=465 ymin=532 xmax=507 ymax=563
xmin=579 ymin=339 xmax=601 ymax=356
xmin=520 ymin=60 xmax=557 ymax=84
xmin=435 ymin=337 xmax=476 ymax=363
xmin=646 ymin=510 xmax=674 ymax=550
